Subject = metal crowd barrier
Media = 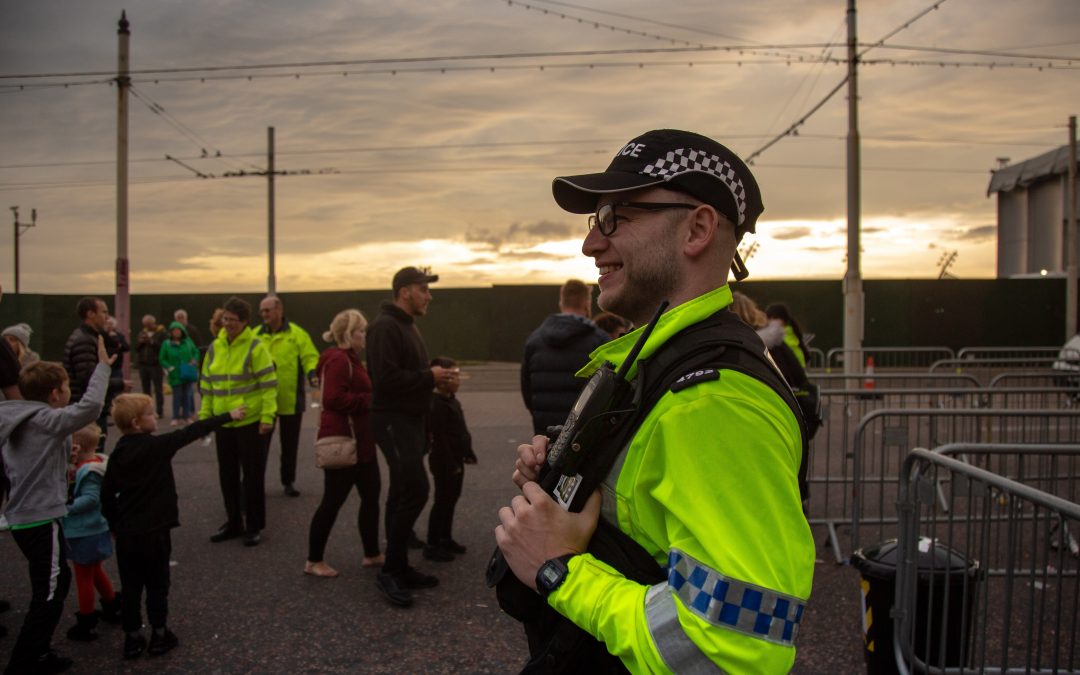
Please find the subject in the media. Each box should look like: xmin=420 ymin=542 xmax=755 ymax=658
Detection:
xmin=957 ymin=346 xmax=1080 ymax=361
xmin=807 ymin=389 xmax=1080 ymax=563
xmin=826 ymin=347 xmax=955 ymax=371
xmin=930 ymin=357 xmax=1069 ymax=376
xmin=893 ymin=446 xmax=1080 ymax=674
xmin=848 ymin=409 xmax=1080 ymax=559
xmin=812 ymin=373 xmax=982 ymax=390
xmin=806 ymin=346 xmax=825 ymax=370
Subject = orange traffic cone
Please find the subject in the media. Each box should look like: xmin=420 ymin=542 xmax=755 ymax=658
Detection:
xmin=863 ymin=356 xmax=876 ymax=390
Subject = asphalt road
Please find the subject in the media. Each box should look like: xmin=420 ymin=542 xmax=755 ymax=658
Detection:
xmin=0 ymin=363 xmax=866 ymax=674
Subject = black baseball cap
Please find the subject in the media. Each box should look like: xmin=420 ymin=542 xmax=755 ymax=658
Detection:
xmin=392 ymin=266 xmax=439 ymax=294
xmin=552 ymin=129 xmax=764 ymax=239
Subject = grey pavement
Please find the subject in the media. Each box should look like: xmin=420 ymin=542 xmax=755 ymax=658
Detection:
xmin=0 ymin=362 xmax=864 ymax=674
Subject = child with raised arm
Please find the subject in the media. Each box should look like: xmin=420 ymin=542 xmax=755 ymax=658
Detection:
xmin=0 ymin=336 xmax=114 ymax=675
xmin=102 ymin=394 xmax=244 ymax=660
xmin=62 ymin=423 xmax=122 ymax=642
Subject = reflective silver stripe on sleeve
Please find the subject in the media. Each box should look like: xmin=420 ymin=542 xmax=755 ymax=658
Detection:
xmin=666 ymin=548 xmax=805 ymax=647
xmin=204 ymin=373 xmax=231 ymax=382
xmin=252 ymin=365 xmax=276 ymax=379
xmin=645 ymin=583 xmax=725 ymax=674
xmin=256 ymin=380 xmax=277 ymax=390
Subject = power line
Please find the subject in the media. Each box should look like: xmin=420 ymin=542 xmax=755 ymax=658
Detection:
xmin=747 ymin=0 xmax=952 ymax=161
xmin=0 ymin=134 xmax=1059 ymax=172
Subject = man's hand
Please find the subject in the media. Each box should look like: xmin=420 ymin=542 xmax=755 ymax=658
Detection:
xmin=430 ymin=365 xmax=451 ymax=386
xmin=229 ymin=406 xmax=247 ymax=421
xmin=97 ymin=336 xmax=117 ymax=366
xmin=495 ymin=484 xmax=601 ymax=591
xmin=512 ymin=435 xmax=549 ymax=489
xmin=258 ymin=422 xmax=273 ymax=434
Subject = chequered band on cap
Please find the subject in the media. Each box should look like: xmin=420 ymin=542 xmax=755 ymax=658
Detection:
xmin=642 ymin=148 xmax=748 ymax=227
xmin=667 ymin=548 xmax=805 ymax=646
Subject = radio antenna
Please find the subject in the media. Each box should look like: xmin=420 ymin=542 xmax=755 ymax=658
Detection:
xmin=615 ymin=300 xmax=669 ymax=380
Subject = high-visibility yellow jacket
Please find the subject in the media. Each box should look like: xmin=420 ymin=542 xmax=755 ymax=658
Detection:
xmin=198 ymin=326 xmax=277 ymax=427
xmin=548 ymin=285 xmax=815 ymax=674
xmin=257 ymin=319 xmax=320 ymax=416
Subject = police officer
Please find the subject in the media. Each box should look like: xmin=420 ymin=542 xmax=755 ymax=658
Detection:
xmin=495 ymin=130 xmax=815 ymax=672
xmin=257 ymin=296 xmax=320 ymax=497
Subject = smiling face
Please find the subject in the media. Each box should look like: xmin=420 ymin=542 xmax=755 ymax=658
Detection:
xmin=582 ymin=187 xmax=692 ymax=326
xmin=222 ymin=311 xmax=246 ymax=341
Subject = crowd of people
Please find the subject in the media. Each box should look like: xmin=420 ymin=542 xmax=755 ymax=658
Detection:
xmin=0 ymin=267 xmax=482 ymax=672
xmin=0 ymin=128 xmax=823 ymax=673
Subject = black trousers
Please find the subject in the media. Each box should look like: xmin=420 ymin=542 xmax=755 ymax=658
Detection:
xmin=263 ymin=412 xmax=303 ymax=486
xmin=307 ymin=460 xmax=381 ymax=562
xmin=138 ymin=364 xmax=165 ymax=416
xmin=215 ymin=423 xmax=269 ymax=534
xmin=427 ymin=455 xmax=464 ymax=545
xmin=116 ymin=529 xmax=172 ymax=633
xmin=371 ymin=411 xmax=429 ymax=575
xmin=6 ymin=521 xmax=71 ymax=673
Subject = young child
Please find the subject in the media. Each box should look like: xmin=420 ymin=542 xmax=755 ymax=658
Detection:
xmin=0 ymin=336 xmax=113 ymax=675
xmin=62 ymin=423 xmax=122 ymax=642
xmin=102 ymin=393 xmax=244 ymax=660
xmin=423 ymin=357 xmax=477 ymax=563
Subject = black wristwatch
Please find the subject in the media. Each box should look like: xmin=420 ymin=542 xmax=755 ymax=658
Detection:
xmin=535 ymin=554 xmax=575 ymax=598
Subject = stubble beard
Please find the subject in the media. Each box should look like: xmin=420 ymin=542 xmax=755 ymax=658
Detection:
xmin=599 ymin=235 xmax=681 ymax=326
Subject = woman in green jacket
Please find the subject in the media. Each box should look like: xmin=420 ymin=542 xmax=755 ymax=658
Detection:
xmin=159 ymin=321 xmax=200 ymax=425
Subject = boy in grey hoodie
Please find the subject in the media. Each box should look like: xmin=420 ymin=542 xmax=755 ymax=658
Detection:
xmin=0 ymin=336 xmax=114 ymax=675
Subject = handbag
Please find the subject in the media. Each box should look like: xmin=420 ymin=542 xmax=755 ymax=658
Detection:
xmin=179 ymin=362 xmax=199 ymax=383
xmin=314 ymin=354 xmax=358 ymax=469
xmin=315 ymin=434 xmax=358 ymax=469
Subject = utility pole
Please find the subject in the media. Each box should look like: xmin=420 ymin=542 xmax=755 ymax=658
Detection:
xmin=1067 ymin=115 xmax=1077 ymax=338
xmin=9 ymin=204 xmax=36 ymax=291
xmin=843 ymin=0 xmax=864 ymax=374
xmin=116 ymin=11 xmax=131 ymax=380
xmin=268 ymin=126 xmax=276 ymax=295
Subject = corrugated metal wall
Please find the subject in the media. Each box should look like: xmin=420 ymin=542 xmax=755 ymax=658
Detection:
xmin=0 ymin=278 xmax=1068 ymax=364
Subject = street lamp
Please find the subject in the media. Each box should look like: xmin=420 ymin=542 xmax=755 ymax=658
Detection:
xmin=10 ymin=206 xmax=37 ymax=294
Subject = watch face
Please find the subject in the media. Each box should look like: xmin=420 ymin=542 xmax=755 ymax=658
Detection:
xmin=539 ymin=564 xmax=562 ymax=589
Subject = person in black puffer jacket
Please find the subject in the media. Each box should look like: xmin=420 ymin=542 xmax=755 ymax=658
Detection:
xmin=520 ymin=279 xmax=610 ymax=436
xmin=64 ymin=297 xmax=111 ymax=449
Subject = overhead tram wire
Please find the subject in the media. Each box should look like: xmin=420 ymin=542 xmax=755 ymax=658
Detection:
xmin=0 ymin=159 xmax=994 ymax=192
xmin=0 ymin=133 xmax=1060 ymax=172
xmin=746 ymin=0 xmax=952 ymax=162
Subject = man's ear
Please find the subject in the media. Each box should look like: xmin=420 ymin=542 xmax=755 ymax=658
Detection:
xmin=683 ymin=205 xmax=720 ymax=259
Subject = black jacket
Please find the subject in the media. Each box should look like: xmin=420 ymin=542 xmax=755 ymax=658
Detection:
xmin=366 ymin=302 xmax=435 ymax=416
xmin=428 ymin=393 xmax=475 ymax=466
xmin=520 ymin=313 xmax=609 ymax=435
xmin=102 ymin=414 xmax=231 ymax=536
xmin=63 ymin=323 xmax=102 ymax=402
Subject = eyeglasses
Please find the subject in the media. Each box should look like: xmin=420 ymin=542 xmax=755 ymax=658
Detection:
xmin=588 ymin=202 xmax=697 ymax=237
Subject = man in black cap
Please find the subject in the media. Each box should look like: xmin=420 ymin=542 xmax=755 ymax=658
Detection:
xmin=496 ymin=130 xmax=814 ymax=671
xmin=366 ymin=266 xmax=455 ymax=607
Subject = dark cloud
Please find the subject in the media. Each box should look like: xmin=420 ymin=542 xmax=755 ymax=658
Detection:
xmin=769 ymin=227 xmax=813 ymax=241
xmin=946 ymin=224 xmax=997 ymax=242
xmin=465 ymin=220 xmax=576 ymax=250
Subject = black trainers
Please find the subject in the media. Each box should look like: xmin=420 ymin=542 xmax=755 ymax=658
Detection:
xmin=422 ymin=544 xmax=454 ymax=562
xmin=65 ymin=612 xmax=99 ymax=642
xmin=243 ymin=531 xmax=262 ymax=547
xmin=124 ymin=632 xmax=147 ymax=659
xmin=283 ymin=484 xmax=300 ymax=497
xmin=209 ymin=524 xmax=242 ymax=543
xmin=32 ymin=650 xmax=73 ymax=674
xmin=147 ymin=628 xmax=178 ymax=656
xmin=375 ymin=573 xmax=413 ymax=608
xmin=398 ymin=566 xmax=438 ymax=590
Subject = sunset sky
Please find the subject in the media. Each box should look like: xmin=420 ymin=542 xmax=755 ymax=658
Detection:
xmin=1 ymin=0 xmax=1078 ymax=293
